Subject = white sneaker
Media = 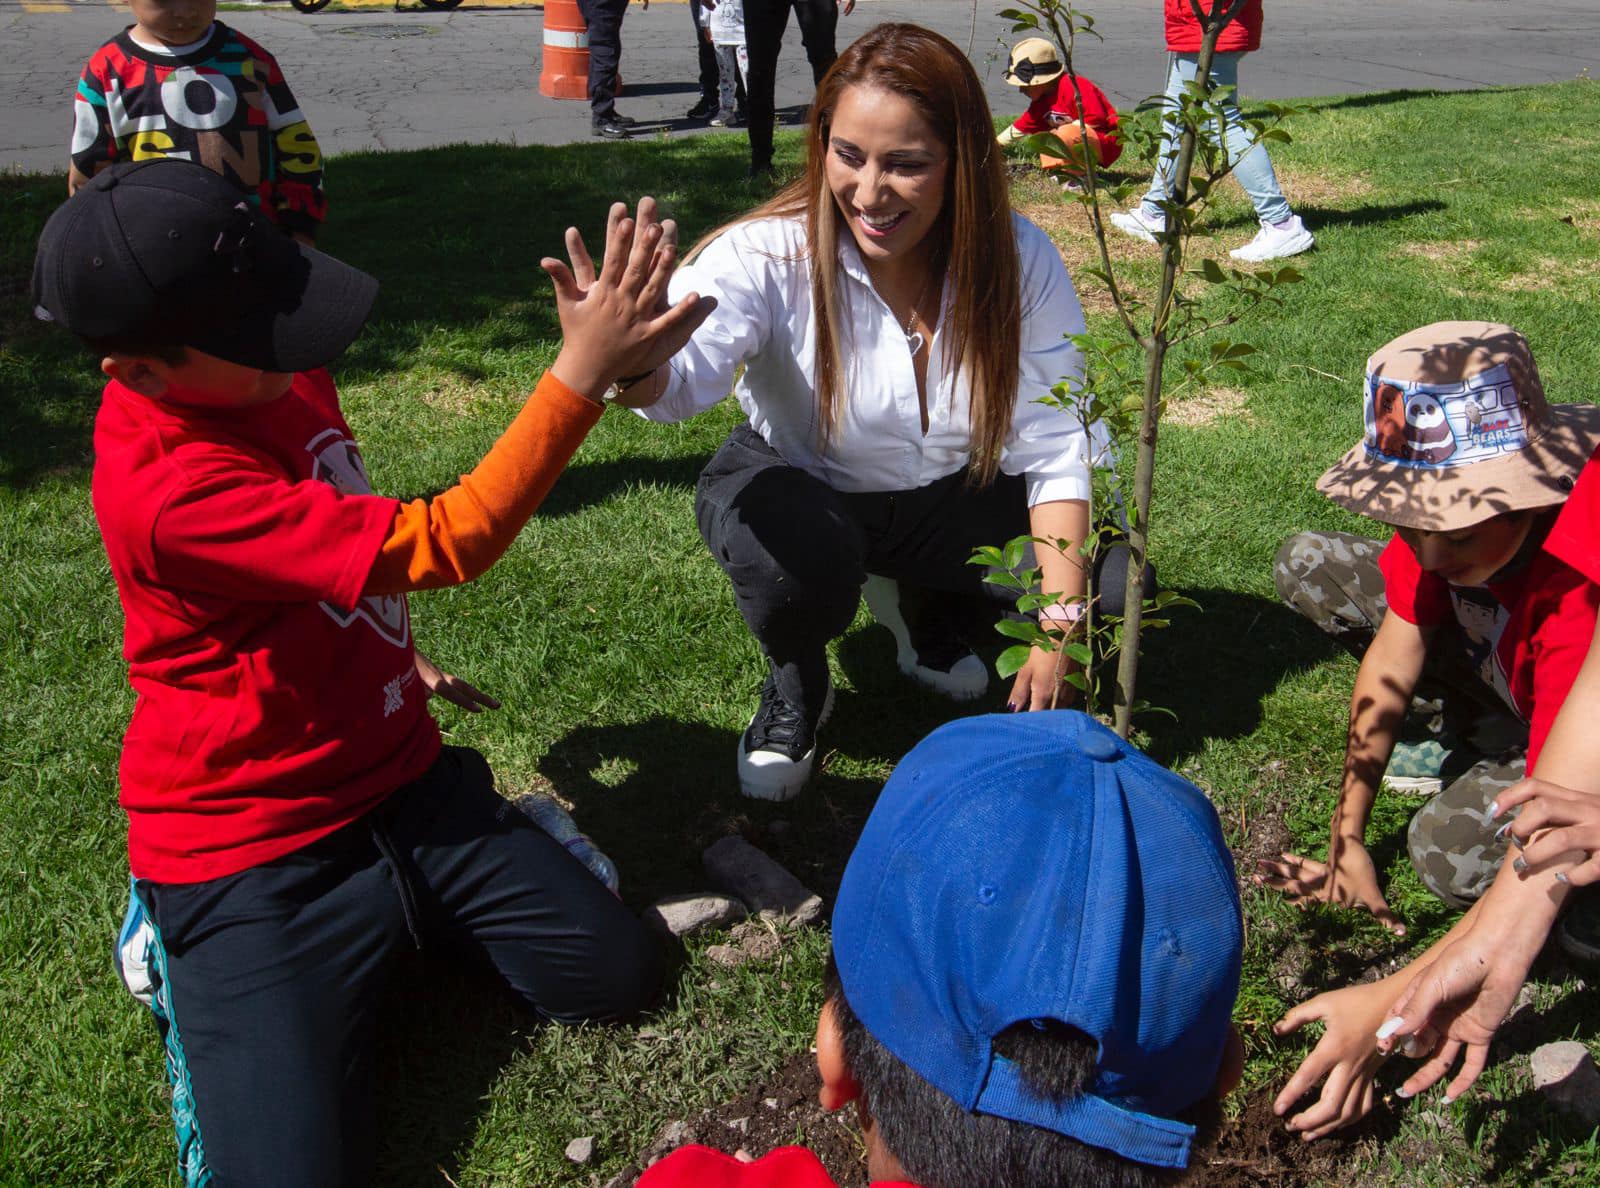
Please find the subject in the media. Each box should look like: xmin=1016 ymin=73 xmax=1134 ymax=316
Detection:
xmin=737 ymin=672 xmax=835 ymax=802
xmin=862 ymin=576 xmax=988 ymax=702
xmin=1109 ymin=208 xmax=1165 ymax=244
xmin=1228 ymin=215 xmax=1314 ymax=262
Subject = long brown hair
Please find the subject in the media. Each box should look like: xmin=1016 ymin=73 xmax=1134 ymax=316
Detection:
xmin=692 ymin=23 xmax=1023 ymax=485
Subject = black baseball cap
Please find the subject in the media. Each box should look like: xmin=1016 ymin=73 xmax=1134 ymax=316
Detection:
xmin=32 ymin=159 xmax=378 ymax=372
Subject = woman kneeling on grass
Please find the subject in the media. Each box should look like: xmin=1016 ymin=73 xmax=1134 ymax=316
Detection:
xmin=613 ymin=23 xmax=1104 ymax=803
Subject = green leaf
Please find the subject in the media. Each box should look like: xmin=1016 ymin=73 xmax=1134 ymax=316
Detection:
xmin=995 ymin=618 xmax=1046 ymax=644
xmin=1063 ymin=642 xmax=1094 ymax=666
xmin=996 ymin=645 xmax=1034 ymax=679
xmin=1002 ymin=537 xmax=1027 ymax=570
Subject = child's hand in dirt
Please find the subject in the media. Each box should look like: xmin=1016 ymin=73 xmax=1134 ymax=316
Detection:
xmin=1494 ymin=777 xmax=1600 ymax=886
xmin=544 ymin=198 xmax=716 ymax=402
xmin=1273 ymin=976 xmax=1432 ymax=1140
xmin=1254 ymin=835 xmax=1406 ymax=936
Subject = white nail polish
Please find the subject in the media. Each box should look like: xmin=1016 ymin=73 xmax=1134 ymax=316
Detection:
xmin=1488 ymin=800 xmax=1500 ymax=818
xmin=1376 ymin=1017 xmax=1406 ymax=1041
xmin=1395 ymin=1086 xmax=1413 ymax=1099
xmin=1441 ymin=1095 xmax=1454 ymax=1106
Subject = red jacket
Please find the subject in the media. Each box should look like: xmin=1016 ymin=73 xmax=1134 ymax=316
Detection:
xmin=1164 ymin=0 xmax=1262 ymax=53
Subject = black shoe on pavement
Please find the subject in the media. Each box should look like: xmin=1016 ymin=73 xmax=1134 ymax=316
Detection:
xmin=686 ymin=96 xmax=718 ymax=120
xmin=737 ymin=669 xmax=834 ymax=802
xmin=592 ymin=117 xmax=632 ymax=140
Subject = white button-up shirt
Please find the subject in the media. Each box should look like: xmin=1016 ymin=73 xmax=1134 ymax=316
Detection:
xmin=639 ymin=212 xmax=1104 ymax=507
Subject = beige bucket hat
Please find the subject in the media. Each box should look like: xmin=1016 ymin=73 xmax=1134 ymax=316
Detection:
xmin=1004 ymin=37 xmax=1065 ymax=87
xmin=1317 ymin=321 xmax=1600 ymax=531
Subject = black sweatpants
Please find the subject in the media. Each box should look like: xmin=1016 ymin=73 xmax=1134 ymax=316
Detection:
xmin=695 ymin=424 xmax=1027 ymax=709
xmin=577 ymin=0 xmax=628 ymax=121
xmin=744 ymin=0 xmax=840 ymax=168
xmin=691 ymin=0 xmax=719 ymax=107
xmin=136 ymin=746 xmax=661 ymax=1187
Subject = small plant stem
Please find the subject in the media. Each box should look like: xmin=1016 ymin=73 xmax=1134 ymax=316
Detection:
xmin=1111 ymin=5 xmax=1238 ymax=736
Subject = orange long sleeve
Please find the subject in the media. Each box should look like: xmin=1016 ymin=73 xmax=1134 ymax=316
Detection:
xmin=363 ymin=372 xmax=603 ymax=596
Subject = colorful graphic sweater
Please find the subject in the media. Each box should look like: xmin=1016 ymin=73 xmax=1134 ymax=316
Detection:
xmin=71 ymin=23 xmax=326 ymax=234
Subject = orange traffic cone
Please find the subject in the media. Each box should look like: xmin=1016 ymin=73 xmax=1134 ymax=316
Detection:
xmin=539 ymin=0 xmax=589 ymax=100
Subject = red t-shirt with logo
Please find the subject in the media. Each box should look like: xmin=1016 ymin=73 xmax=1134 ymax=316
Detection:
xmin=638 ymin=1144 xmax=919 ymax=1188
xmin=92 ymin=369 xmax=440 ymax=883
xmin=1378 ymin=522 xmax=1597 ymax=768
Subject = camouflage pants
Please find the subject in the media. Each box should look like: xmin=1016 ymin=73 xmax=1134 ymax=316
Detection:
xmin=1275 ymin=531 xmax=1527 ymax=909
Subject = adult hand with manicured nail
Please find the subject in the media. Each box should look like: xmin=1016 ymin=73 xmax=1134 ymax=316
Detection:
xmin=1493 ymin=777 xmax=1600 ymax=885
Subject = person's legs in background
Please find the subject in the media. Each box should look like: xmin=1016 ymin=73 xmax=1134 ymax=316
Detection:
xmin=743 ymin=0 xmax=791 ymax=174
xmin=576 ymin=0 xmax=630 ymax=138
xmin=1115 ymin=51 xmax=1311 ymax=260
xmin=791 ymin=0 xmax=839 ymax=84
xmin=688 ymin=0 xmax=720 ymax=120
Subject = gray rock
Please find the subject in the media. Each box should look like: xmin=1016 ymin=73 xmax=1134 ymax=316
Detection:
xmin=564 ymin=1135 xmax=595 ymax=1164
xmin=702 ymin=836 xmax=823 ymax=925
xmin=1530 ymin=1041 xmax=1600 ymax=1124
xmin=641 ymin=893 xmax=748 ymax=939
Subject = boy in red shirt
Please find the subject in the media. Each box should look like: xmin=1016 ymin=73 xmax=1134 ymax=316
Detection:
xmin=1259 ymin=322 xmax=1600 ymax=933
xmin=996 ymin=38 xmax=1121 ymax=190
xmin=640 ymin=712 xmax=1245 ymax=1187
xmin=31 ymin=158 xmax=712 ymax=1185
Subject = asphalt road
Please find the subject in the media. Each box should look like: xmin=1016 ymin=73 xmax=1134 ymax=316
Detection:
xmin=1 ymin=0 xmax=1595 ymax=171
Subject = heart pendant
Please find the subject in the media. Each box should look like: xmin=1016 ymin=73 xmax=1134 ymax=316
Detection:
xmin=906 ymin=330 xmax=925 ymax=357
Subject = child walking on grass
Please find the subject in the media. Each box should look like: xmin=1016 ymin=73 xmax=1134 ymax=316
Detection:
xmin=1258 ymin=322 xmax=1600 ymax=932
xmin=31 ymin=158 xmax=712 ymax=1185
xmin=69 ymin=0 xmax=326 ymax=245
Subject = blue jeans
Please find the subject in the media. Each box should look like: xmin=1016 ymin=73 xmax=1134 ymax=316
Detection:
xmin=1139 ymin=51 xmax=1292 ymax=227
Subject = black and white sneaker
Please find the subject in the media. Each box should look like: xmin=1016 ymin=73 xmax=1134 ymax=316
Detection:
xmin=738 ymin=670 xmax=835 ymax=802
xmin=862 ymin=576 xmax=988 ymax=701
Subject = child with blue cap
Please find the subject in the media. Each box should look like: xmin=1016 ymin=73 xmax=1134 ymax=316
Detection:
xmin=641 ymin=711 xmax=1245 ymax=1186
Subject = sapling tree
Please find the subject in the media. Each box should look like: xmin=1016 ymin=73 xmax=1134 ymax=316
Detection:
xmin=981 ymin=0 xmax=1303 ymax=736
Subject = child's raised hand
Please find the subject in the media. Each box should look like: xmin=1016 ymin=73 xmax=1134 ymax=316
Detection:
xmin=1493 ymin=778 xmax=1600 ymax=886
xmin=543 ymin=198 xmax=715 ymax=402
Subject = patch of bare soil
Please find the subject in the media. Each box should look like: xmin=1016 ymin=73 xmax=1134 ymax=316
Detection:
xmin=1396 ymin=238 xmax=1481 ymax=265
xmin=1013 ymin=196 xmax=1144 ymax=315
xmin=1192 ymin=1085 xmax=1367 ymax=1187
xmin=1165 ymin=386 xmax=1253 ymax=429
xmin=1275 ymin=167 xmax=1373 ymax=209
xmin=605 ymin=1052 xmax=868 ymax=1188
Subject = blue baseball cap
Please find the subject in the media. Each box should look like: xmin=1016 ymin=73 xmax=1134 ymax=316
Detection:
xmin=832 ymin=711 xmax=1242 ymax=1170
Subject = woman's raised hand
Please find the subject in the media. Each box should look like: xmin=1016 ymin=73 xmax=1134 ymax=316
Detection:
xmin=544 ymin=198 xmax=715 ymax=402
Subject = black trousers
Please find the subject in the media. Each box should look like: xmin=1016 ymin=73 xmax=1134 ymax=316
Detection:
xmin=695 ymin=424 xmax=1027 ymax=707
xmin=744 ymin=0 xmax=840 ymax=167
xmin=138 ymin=746 xmax=661 ymax=1186
xmin=691 ymin=0 xmax=718 ymax=105
xmin=577 ymin=0 xmax=628 ymax=121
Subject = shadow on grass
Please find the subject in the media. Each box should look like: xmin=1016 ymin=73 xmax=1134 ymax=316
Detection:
xmin=1132 ymin=587 xmax=1343 ymax=765
xmin=372 ymin=953 xmax=529 ymax=1186
xmin=1203 ymin=197 xmax=1449 ymax=235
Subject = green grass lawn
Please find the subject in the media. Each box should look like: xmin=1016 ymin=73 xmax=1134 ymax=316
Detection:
xmin=4 ymin=79 xmax=1600 ymax=1186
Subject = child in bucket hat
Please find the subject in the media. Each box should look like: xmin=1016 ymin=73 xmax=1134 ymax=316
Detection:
xmin=996 ymin=37 xmax=1122 ymax=188
xmin=640 ymin=712 xmax=1245 ymax=1187
xmin=1260 ymin=322 xmax=1600 ymax=933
